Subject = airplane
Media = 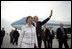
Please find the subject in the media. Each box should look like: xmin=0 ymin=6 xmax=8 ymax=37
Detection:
xmin=11 ymin=17 xmax=71 ymax=38
xmin=11 ymin=17 xmax=71 ymax=30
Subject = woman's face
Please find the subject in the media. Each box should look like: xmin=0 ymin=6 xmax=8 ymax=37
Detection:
xmin=27 ymin=17 xmax=32 ymax=23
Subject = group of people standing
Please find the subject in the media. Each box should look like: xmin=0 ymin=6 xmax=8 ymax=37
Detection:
xmin=42 ymin=26 xmax=54 ymax=48
xmin=18 ymin=10 xmax=53 ymax=48
xmin=1 ymin=10 xmax=69 ymax=48
xmin=0 ymin=28 xmax=20 ymax=46
xmin=18 ymin=10 xmax=69 ymax=48
xmin=42 ymin=23 xmax=69 ymax=48
xmin=10 ymin=28 xmax=20 ymax=45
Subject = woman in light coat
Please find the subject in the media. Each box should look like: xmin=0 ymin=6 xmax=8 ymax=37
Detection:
xmin=18 ymin=16 xmax=38 ymax=48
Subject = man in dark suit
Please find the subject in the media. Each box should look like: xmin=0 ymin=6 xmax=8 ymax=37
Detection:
xmin=0 ymin=30 xmax=2 ymax=46
xmin=56 ymin=23 xmax=69 ymax=48
xmin=1 ymin=28 xmax=5 ymax=45
xmin=13 ymin=28 xmax=20 ymax=45
xmin=47 ymin=27 xmax=54 ymax=48
xmin=32 ymin=10 xmax=53 ymax=48
xmin=42 ymin=25 xmax=47 ymax=48
xmin=42 ymin=25 xmax=50 ymax=48
xmin=10 ymin=29 xmax=14 ymax=44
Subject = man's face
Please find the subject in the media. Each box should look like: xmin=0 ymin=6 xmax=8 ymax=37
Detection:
xmin=33 ymin=16 xmax=38 ymax=22
xmin=60 ymin=23 xmax=63 ymax=28
xmin=27 ymin=17 xmax=32 ymax=24
xmin=50 ymin=27 xmax=52 ymax=30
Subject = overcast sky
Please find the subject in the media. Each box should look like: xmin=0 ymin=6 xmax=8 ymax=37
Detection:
xmin=1 ymin=1 xmax=71 ymax=33
xmin=1 ymin=1 xmax=71 ymax=22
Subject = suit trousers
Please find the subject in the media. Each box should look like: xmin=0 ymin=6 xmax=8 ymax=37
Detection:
xmin=58 ymin=38 xmax=69 ymax=48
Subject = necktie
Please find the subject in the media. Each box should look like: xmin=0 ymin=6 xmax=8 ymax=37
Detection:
xmin=43 ymin=29 xmax=45 ymax=36
xmin=43 ymin=25 xmax=45 ymax=36
xmin=50 ymin=30 xmax=52 ymax=35
xmin=36 ymin=23 xmax=37 ymax=28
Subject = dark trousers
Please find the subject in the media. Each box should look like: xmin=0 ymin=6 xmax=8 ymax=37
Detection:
xmin=10 ymin=37 xmax=13 ymax=43
xmin=13 ymin=37 xmax=19 ymax=45
xmin=38 ymin=36 xmax=42 ymax=48
xmin=58 ymin=39 xmax=69 ymax=48
xmin=47 ymin=39 xmax=53 ymax=48
xmin=1 ymin=38 xmax=2 ymax=46
xmin=1 ymin=37 xmax=4 ymax=45
xmin=43 ymin=36 xmax=47 ymax=48
xmin=43 ymin=39 xmax=47 ymax=48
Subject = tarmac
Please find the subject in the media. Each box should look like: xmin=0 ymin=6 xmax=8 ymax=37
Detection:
xmin=1 ymin=33 xmax=71 ymax=48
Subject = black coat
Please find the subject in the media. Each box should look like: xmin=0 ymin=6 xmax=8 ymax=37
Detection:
xmin=32 ymin=16 xmax=51 ymax=39
xmin=44 ymin=28 xmax=50 ymax=40
xmin=48 ymin=30 xmax=54 ymax=39
xmin=44 ymin=29 xmax=54 ymax=40
xmin=56 ymin=28 xmax=68 ymax=40
xmin=13 ymin=31 xmax=20 ymax=38
xmin=1 ymin=30 xmax=5 ymax=38
xmin=10 ymin=32 xmax=13 ymax=38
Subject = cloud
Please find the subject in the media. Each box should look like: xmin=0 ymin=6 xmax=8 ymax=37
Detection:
xmin=1 ymin=1 xmax=71 ymax=25
xmin=1 ymin=18 xmax=14 ymax=33
xmin=1 ymin=1 xmax=71 ymax=33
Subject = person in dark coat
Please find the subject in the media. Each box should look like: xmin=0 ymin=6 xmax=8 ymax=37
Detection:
xmin=0 ymin=31 xmax=2 ymax=46
xmin=32 ymin=10 xmax=53 ymax=48
xmin=42 ymin=25 xmax=49 ymax=48
xmin=10 ymin=29 xmax=14 ymax=44
xmin=47 ymin=27 xmax=54 ymax=48
xmin=56 ymin=23 xmax=69 ymax=48
xmin=13 ymin=28 xmax=20 ymax=45
xmin=1 ymin=28 xmax=5 ymax=45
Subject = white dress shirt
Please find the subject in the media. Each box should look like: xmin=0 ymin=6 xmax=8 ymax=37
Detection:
xmin=33 ymin=21 xmax=37 ymax=27
xmin=50 ymin=29 xmax=53 ymax=35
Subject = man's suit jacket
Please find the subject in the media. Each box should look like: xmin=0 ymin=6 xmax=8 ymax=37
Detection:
xmin=32 ymin=17 xmax=51 ymax=39
xmin=48 ymin=30 xmax=54 ymax=39
xmin=44 ymin=29 xmax=54 ymax=40
xmin=56 ymin=28 xmax=68 ymax=40
xmin=13 ymin=30 xmax=20 ymax=38
xmin=44 ymin=28 xmax=50 ymax=40
xmin=1 ymin=30 xmax=5 ymax=38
